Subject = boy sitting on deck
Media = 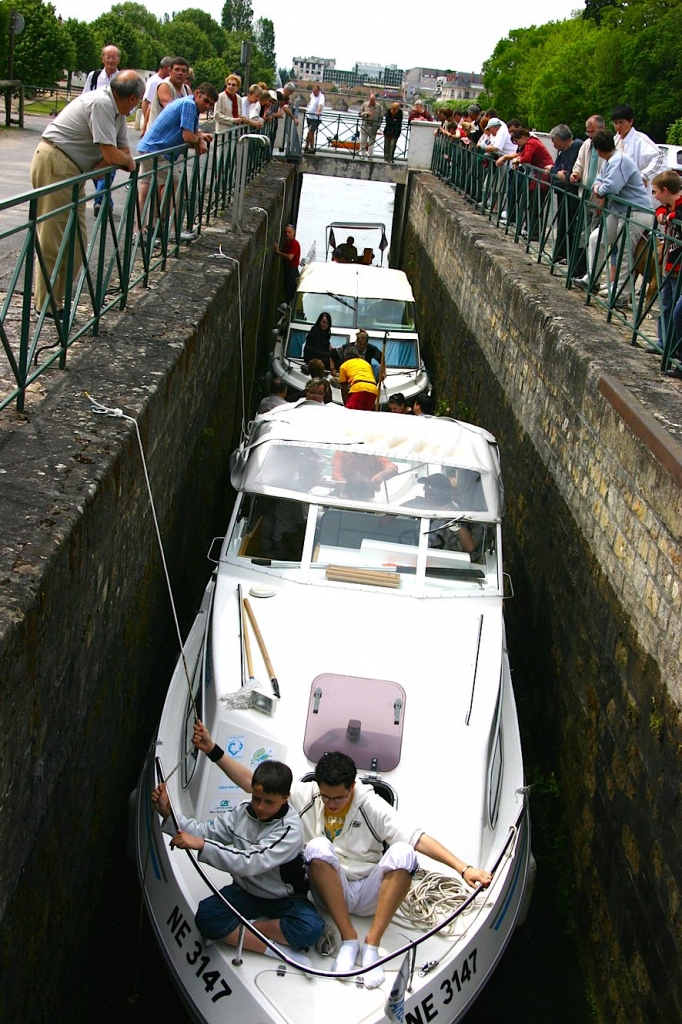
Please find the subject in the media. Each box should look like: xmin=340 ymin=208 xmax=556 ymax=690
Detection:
xmin=152 ymin=760 xmax=323 ymax=968
xmin=192 ymin=724 xmax=491 ymax=989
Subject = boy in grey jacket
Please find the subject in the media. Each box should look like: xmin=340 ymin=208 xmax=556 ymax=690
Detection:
xmin=152 ymin=759 xmax=323 ymax=967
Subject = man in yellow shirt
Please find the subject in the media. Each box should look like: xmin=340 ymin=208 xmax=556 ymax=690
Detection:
xmin=338 ymin=345 xmax=378 ymax=410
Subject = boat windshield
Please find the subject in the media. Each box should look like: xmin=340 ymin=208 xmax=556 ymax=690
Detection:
xmin=292 ymin=293 xmax=416 ymax=333
xmin=357 ymin=298 xmax=415 ymax=331
xmin=228 ymin=494 xmax=498 ymax=591
xmin=293 ymin=292 xmax=355 ymax=328
xmin=239 ymin=442 xmax=493 ymax=516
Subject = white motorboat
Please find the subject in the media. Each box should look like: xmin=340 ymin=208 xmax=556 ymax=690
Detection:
xmin=134 ymin=403 xmax=533 ymax=1024
xmin=270 ymin=261 xmax=429 ymax=407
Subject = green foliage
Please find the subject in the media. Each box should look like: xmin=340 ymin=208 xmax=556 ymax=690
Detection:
xmin=193 ymin=57 xmax=230 ymax=92
xmin=278 ymin=66 xmax=294 ymax=86
xmin=63 ymin=18 xmax=99 ymax=74
xmin=108 ymin=2 xmax=162 ymax=40
xmin=0 ymin=0 xmax=11 ymax=75
xmin=582 ymin=0 xmax=622 ymax=24
xmin=162 ymin=20 xmax=216 ymax=66
xmin=221 ymin=0 xmax=253 ymax=34
xmin=90 ymin=12 xmax=151 ymax=69
xmin=254 ymin=17 xmax=276 ymax=74
xmin=483 ymin=3 xmax=682 ymax=140
xmin=224 ymin=33 xmax=272 ymax=87
xmin=173 ymin=9 xmax=227 ymax=55
xmin=667 ymin=119 xmax=682 ymax=145
xmin=12 ymin=0 xmax=74 ymax=87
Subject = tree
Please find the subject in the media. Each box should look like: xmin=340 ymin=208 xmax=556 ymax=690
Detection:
xmin=221 ymin=0 xmax=253 ymax=34
xmin=12 ymin=0 xmax=74 ymax=87
xmin=63 ymin=18 xmax=99 ymax=75
xmin=90 ymin=12 xmax=151 ymax=69
xmin=162 ymin=21 xmax=215 ymax=66
xmin=173 ymin=9 xmax=227 ymax=55
xmin=254 ymin=17 xmax=276 ymax=74
xmin=278 ymin=66 xmax=294 ymax=87
xmin=583 ymin=0 xmax=622 ymax=24
xmin=193 ymin=57 xmax=230 ymax=92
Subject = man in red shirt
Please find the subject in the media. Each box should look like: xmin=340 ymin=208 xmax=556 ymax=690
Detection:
xmin=274 ymin=224 xmax=301 ymax=303
xmin=496 ymin=128 xmax=553 ymax=231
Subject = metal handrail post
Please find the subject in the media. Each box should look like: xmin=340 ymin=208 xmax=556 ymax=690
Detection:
xmin=16 ymin=194 xmax=39 ymax=413
xmin=119 ymin=164 xmax=137 ymax=309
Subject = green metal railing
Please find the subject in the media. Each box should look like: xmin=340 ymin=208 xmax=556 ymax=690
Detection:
xmin=0 ymin=119 xmax=276 ymax=412
xmin=431 ymin=134 xmax=682 ymax=373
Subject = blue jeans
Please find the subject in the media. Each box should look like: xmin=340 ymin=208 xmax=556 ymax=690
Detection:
xmin=94 ymin=172 xmax=115 ymax=209
xmin=658 ymin=274 xmax=682 ymax=358
xmin=195 ymin=883 xmax=323 ymax=950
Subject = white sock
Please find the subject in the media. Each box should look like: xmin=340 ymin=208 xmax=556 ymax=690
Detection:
xmin=361 ymin=943 xmax=385 ymax=989
xmin=332 ymin=939 xmax=359 ymax=974
xmin=264 ymin=945 xmax=313 ymax=970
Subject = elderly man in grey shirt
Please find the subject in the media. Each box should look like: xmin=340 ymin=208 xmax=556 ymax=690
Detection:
xmin=29 ymin=69 xmax=144 ymax=319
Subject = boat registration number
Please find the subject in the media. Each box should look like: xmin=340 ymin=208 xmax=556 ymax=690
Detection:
xmin=405 ymin=948 xmax=478 ymax=1023
xmin=168 ymin=905 xmax=233 ymax=1003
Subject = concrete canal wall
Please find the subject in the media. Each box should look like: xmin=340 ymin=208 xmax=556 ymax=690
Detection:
xmin=0 ymin=163 xmax=296 ymax=1021
xmin=403 ymin=174 xmax=682 ymax=1024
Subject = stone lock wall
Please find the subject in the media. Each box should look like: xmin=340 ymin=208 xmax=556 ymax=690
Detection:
xmin=0 ymin=163 xmax=296 ymax=1022
xmin=403 ymin=174 xmax=682 ymax=1024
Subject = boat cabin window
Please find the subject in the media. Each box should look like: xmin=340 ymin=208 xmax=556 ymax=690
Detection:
xmin=304 ymin=673 xmax=406 ymax=772
xmin=357 ymin=298 xmax=415 ymax=332
xmin=384 ymin=339 xmax=418 ymax=368
xmin=285 ymin=328 xmax=352 ymax=360
xmin=235 ymin=493 xmax=308 ymax=563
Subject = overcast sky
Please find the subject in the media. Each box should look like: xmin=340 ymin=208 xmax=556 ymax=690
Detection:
xmin=53 ymin=0 xmax=582 ymax=73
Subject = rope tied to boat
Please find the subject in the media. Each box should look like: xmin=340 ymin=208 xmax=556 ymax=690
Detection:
xmin=85 ymin=392 xmax=199 ymax=730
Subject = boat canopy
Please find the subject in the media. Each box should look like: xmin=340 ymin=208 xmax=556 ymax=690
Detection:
xmin=296 ymin=263 xmax=414 ymax=302
xmin=231 ymin=404 xmax=504 ymax=520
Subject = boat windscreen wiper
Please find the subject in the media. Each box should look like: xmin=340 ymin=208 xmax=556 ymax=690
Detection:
xmin=325 ymin=290 xmax=355 ymax=312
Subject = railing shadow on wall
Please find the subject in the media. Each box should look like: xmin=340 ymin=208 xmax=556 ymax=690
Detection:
xmin=0 ymin=119 xmax=276 ymax=413
xmin=431 ymin=133 xmax=682 ymax=378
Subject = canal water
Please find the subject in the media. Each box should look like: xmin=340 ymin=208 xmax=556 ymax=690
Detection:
xmin=90 ymin=175 xmax=596 ymax=1024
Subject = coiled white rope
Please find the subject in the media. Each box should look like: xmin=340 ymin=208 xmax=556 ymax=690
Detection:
xmin=396 ymin=870 xmax=479 ymax=935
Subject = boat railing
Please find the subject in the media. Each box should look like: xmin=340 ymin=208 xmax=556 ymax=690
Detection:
xmin=155 ymin=755 xmax=527 ymax=981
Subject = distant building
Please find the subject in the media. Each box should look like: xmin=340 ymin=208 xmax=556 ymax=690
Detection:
xmin=323 ymin=63 xmax=404 ymax=89
xmin=438 ymin=72 xmax=485 ymax=103
xmin=404 ymin=67 xmax=449 ymax=98
xmin=293 ymin=56 xmax=336 ymax=82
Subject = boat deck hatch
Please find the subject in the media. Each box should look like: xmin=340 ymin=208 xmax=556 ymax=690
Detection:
xmin=304 ymin=673 xmax=406 ymax=772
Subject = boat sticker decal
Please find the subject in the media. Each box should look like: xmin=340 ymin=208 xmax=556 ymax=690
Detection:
xmin=250 ymin=746 xmax=274 ymax=766
xmin=226 ymin=735 xmax=245 ymax=758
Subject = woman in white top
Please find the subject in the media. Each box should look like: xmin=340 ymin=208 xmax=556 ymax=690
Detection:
xmin=241 ymin=84 xmax=264 ymax=128
xmin=214 ymin=73 xmax=243 ymax=132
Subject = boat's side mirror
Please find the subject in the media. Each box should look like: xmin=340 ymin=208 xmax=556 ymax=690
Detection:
xmin=207 ymin=537 xmax=224 ymax=564
xmin=503 ymin=571 xmax=514 ymax=599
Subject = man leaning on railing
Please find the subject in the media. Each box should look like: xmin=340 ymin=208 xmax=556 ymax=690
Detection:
xmin=572 ymin=129 xmax=653 ymax=308
xmin=29 ymin=69 xmax=145 ymax=322
xmin=136 ymin=83 xmax=218 ymax=241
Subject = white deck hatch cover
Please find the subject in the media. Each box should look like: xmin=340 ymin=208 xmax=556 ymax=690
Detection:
xmin=304 ymin=673 xmax=406 ymax=771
